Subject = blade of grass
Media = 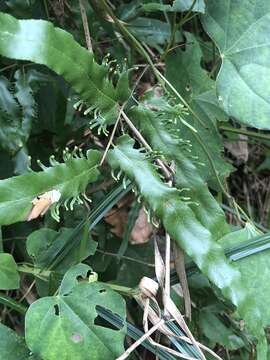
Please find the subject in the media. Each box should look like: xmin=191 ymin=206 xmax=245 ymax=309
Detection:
xmin=45 ymin=181 xmax=132 ymax=271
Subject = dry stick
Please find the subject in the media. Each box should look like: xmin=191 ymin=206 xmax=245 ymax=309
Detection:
xmin=121 ymin=111 xmax=172 ymax=181
xmin=100 ymin=105 xmax=125 ymax=165
xmin=164 ymin=227 xmax=171 ymax=317
xmin=116 ymin=319 xmax=165 ymax=360
xmin=79 ymin=0 xmax=92 ymax=51
xmin=174 ymin=244 xmax=191 ymax=321
xmin=100 ymin=65 xmax=148 ymax=165
xmin=164 ymin=180 xmax=173 ymax=317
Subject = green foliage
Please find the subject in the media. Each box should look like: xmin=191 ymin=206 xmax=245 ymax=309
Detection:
xmin=199 ymin=310 xmax=245 ymax=350
xmin=130 ymin=101 xmax=229 ymax=240
xmin=219 ymin=224 xmax=270 ymax=329
xmin=0 ymin=70 xmax=36 ymax=155
xmin=0 ymin=12 xmax=129 ymax=125
xmin=165 ymin=33 xmax=232 ymax=185
xmin=128 ymin=17 xmax=183 ymax=47
xmin=0 ymin=149 xmax=101 ymax=225
xmin=0 ymin=323 xmax=30 ymax=360
xmin=202 ymin=0 xmax=270 ymax=129
xmin=0 ymin=253 xmax=19 ymax=289
xmin=143 ymin=0 xmax=205 ymax=13
xmin=25 ymin=264 xmax=126 ymax=360
xmin=0 ymin=2 xmax=270 ymax=360
xmin=26 ymin=228 xmax=97 ymax=272
xmin=108 ymin=137 xmax=238 ymax=299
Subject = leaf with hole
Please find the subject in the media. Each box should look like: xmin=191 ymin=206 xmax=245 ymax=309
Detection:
xmin=25 ymin=264 xmax=126 ymax=360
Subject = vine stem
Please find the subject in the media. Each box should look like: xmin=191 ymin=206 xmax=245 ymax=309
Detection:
xmin=93 ymin=0 xmax=235 ymax=201
xmin=101 ymin=65 xmax=149 ymax=166
xmin=219 ymin=125 xmax=270 ymax=142
xmin=96 ymin=249 xmax=155 ymax=267
xmin=122 ymin=111 xmax=172 ymax=180
xmin=96 ymin=0 xmax=206 ymax=128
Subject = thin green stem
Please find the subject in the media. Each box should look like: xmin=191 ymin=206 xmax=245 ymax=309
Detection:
xmin=0 ymin=293 xmax=27 ymax=314
xmin=42 ymin=0 xmax=50 ymax=19
xmin=96 ymin=249 xmax=155 ymax=268
xmin=220 ymin=125 xmax=270 ymax=142
xmin=99 ymin=282 xmax=138 ymax=297
xmin=96 ymin=0 xmax=204 ymax=127
xmin=18 ymin=265 xmax=51 ymax=280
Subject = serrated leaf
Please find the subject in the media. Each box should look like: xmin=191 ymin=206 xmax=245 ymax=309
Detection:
xmin=108 ymin=134 xmax=266 ymax=355
xmin=202 ymin=0 xmax=270 ymax=129
xmin=0 ymin=253 xmax=20 ymax=289
xmin=25 ymin=264 xmax=126 ymax=360
xmin=0 ymin=75 xmax=25 ymax=154
xmin=0 ymin=69 xmax=46 ymax=155
xmin=0 ymin=150 xmax=101 ymax=225
xmin=0 ymin=323 xmax=30 ymax=360
xmin=0 ymin=12 xmax=129 ymax=124
xmin=130 ymin=103 xmax=229 ymax=240
xmin=165 ymin=33 xmax=233 ymax=185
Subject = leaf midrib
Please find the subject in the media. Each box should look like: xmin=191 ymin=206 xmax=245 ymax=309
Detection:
xmin=0 ymin=165 xmax=99 ymax=210
xmin=0 ymin=23 xmax=116 ymax=110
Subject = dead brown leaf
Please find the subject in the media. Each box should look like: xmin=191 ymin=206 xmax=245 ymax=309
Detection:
xmin=130 ymin=208 xmax=153 ymax=244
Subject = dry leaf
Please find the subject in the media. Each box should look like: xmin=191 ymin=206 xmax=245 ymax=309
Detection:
xmin=130 ymin=208 xmax=153 ymax=244
xmin=27 ymin=190 xmax=61 ymax=221
xmin=224 ymin=134 xmax=248 ymax=164
xmin=105 ymin=207 xmax=128 ymax=237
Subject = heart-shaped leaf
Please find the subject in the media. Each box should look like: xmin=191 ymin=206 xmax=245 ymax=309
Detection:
xmin=25 ymin=264 xmax=126 ymax=360
xmin=202 ymin=0 xmax=270 ymax=129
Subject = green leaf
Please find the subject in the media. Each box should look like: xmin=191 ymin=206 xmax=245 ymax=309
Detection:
xmin=199 ymin=310 xmax=245 ymax=350
xmin=0 ymin=323 xmax=30 ymax=360
xmin=219 ymin=224 xmax=270 ymax=357
xmin=128 ymin=17 xmax=182 ymax=47
xmin=0 ymin=149 xmax=101 ymax=225
xmin=130 ymin=103 xmax=229 ymax=240
xmin=0 ymin=74 xmax=32 ymax=154
xmin=165 ymin=33 xmax=232 ymax=185
xmin=26 ymin=227 xmax=97 ymax=272
xmin=143 ymin=0 xmax=205 ymax=13
xmin=219 ymin=224 xmax=270 ymax=328
xmin=25 ymin=264 xmax=126 ymax=360
xmin=0 ymin=12 xmax=129 ymax=124
xmin=0 ymin=253 xmax=20 ymax=289
xmin=107 ymin=135 xmax=266 ymax=354
xmin=172 ymin=0 xmax=205 ymax=13
xmin=202 ymin=0 xmax=270 ymax=129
